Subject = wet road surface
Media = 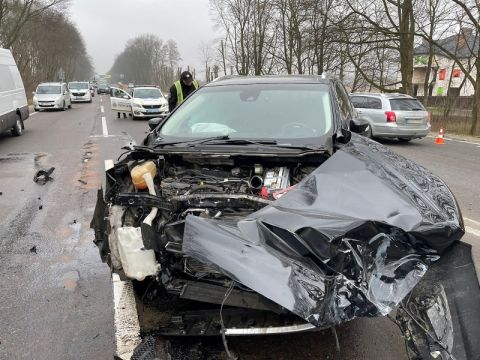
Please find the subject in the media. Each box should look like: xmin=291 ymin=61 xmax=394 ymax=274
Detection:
xmin=0 ymin=96 xmax=479 ymax=359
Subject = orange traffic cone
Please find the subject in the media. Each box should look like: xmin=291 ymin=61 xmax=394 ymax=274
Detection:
xmin=435 ymin=128 xmax=445 ymax=144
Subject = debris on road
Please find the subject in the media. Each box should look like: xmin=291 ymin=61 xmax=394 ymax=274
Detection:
xmin=78 ymin=179 xmax=87 ymax=185
xmin=29 ymin=246 xmax=37 ymax=254
xmin=38 ymin=205 xmax=43 ymax=210
xmin=33 ymin=167 xmax=55 ymax=184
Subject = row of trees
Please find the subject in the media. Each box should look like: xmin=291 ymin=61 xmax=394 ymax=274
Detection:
xmin=109 ymin=34 xmax=182 ymax=90
xmin=0 ymin=0 xmax=94 ymax=94
xmin=209 ymin=0 xmax=480 ymax=134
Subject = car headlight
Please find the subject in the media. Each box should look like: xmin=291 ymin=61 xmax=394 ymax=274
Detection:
xmin=133 ymin=102 xmax=143 ymax=109
xmin=160 ymin=103 xmax=168 ymax=110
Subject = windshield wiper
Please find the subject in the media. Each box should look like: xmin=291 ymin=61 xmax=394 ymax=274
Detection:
xmin=152 ymin=135 xmax=230 ymax=147
xmin=198 ymin=138 xmax=323 ymax=150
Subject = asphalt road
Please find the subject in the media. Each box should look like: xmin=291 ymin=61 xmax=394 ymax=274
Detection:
xmin=0 ymin=95 xmax=479 ymax=360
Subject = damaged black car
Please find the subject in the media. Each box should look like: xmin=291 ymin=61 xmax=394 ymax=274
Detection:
xmin=91 ymin=76 xmax=480 ymax=359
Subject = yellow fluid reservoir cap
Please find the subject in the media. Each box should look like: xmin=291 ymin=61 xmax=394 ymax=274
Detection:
xmin=130 ymin=161 xmax=157 ymax=190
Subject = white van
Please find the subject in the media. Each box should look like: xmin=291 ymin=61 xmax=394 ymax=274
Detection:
xmin=0 ymin=48 xmax=29 ymax=136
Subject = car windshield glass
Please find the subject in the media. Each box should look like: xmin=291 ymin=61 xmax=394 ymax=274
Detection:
xmin=160 ymin=83 xmax=332 ymax=140
xmin=134 ymin=88 xmax=162 ymax=99
xmin=36 ymin=85 xmax=61 ymax=94
xmin=390 ymin=98 xmax=425 ymax=111
xmin=69 ymin=82 xmax=88 ymax=90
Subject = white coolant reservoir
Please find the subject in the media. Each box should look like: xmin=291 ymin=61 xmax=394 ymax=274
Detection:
xmin=117 ymin=226 xmax=159 ymax=281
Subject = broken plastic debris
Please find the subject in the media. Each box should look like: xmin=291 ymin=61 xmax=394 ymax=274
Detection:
xmin=29 ymin=246 xmax=37 ymax=254
xmin=33 ymin=167 xmax=55 ymax=184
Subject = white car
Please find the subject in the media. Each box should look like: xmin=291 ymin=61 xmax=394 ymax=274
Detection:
xmin=0 ymin=48 xmax=29 ymax=136
xmin=68 ymin=81 xmax=92 ymax=103
xmin=130 ymin=86 xmax=169 ymax=120
xmin=33 ymin=82 xmax=72 ymax=111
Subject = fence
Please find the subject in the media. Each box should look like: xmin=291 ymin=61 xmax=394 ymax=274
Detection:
xmin=417 ymin=96 xmax=478 ymax=135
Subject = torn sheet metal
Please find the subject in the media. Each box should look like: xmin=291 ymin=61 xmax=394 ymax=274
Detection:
xmin=183 ymin=135 xmax=464 ymax=327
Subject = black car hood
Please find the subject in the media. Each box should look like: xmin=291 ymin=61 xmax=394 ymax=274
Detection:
xmin=182 ymin=134 xmax=464 ymax=327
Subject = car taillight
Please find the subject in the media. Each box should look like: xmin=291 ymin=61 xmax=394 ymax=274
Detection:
xmin=385 ymin=111 xmax=396 ymax=122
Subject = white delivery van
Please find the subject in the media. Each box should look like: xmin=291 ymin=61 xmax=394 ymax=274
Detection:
xmin=0 ymin=48 xmax=29 ymax=136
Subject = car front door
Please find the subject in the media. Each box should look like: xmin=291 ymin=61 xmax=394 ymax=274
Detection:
xmin=111 ymin=87 xmax=132 ymax=113
xmin=62 ymin=84 xmax=70 ymax=105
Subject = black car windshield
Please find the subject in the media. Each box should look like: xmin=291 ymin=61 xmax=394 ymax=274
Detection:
xmin=36 ymin=85 xmax=61 ymax=94
xmin=134 ymin=88 xmax=162 ymax=99
xmin=160 ymin=83 xmax=332 ymax=140
xmin=69 ymin=82 xmax=89 ymax=90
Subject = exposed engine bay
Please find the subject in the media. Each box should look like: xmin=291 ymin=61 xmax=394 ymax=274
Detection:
xmin=105 ymin=155 xmax=317 ymax=284
xmin=91 ymin=135 xmax=469 ymax=358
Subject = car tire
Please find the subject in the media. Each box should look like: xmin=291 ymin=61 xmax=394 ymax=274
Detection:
xmin=364 ymin=126 xmax=373 ymax=139
xmin=12 ymin=114 xmax=23 ymax=136
xmin=398 ymin=138 xmax=411 ymax=142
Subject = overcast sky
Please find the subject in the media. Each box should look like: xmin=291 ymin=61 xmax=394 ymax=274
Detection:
xmin=69 ymin=0 xmax=220 ymax=77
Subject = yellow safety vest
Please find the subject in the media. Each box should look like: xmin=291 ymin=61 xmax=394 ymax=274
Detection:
xmin=174 ymin=79 xmax=199 ymax=105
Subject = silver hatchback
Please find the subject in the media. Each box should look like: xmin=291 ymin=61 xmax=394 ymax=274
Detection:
xmin=350 ymin=93 xmax=431 ymax=142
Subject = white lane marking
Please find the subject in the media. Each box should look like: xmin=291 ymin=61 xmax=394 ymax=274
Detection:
xmin=466 ymin=226 xmax=480 ymax=238
xmin=112 ymin=273 xmax=141 ymax=360
xmin=465 ymin=217 xmax=480 ymax=227
xmin=101 ymin=116 xmax=108 ymax=137
xmin=105 ymin=159 xmax=114 ymax=171
xmin=100 ymin=98 xmax=103 ymax=103
xmin=101 ymin=105 xmax=105 ymax=113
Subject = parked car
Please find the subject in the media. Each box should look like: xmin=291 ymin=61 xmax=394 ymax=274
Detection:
xmin=349 ymin=93 xmax=431 ymax=141
xmin=97 ymin=83 xmax=110 ymax=94
xmin=0 ymin=48 xmax=29 ymax=136
xmin=92 ymin=76 xmax=470 ymax=359
xmin=68 ymin=81 xmax=92 ymax=103
xmin=33 ymin=82 xmax=71 ymax=111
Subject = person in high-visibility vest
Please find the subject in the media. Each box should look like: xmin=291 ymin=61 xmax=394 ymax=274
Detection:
xmin=168 ymin=71 xmax=199 ymax=112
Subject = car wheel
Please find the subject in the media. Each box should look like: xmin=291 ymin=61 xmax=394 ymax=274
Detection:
xmin=12 ymin=114 xmax=23 ymax=136
xmin=364 ymin=126 xmax=373 ymax=139
xmin=398 ymin=138 xmax=411 ymax=142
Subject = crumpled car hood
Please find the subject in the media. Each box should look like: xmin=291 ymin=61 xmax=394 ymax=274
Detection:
xmin=182 ymin=135 xmax=464 ymax=327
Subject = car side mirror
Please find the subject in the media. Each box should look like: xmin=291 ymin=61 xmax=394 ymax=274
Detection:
xmin=148 ymin=116 xmax=166 ymax=130
xmin=350 ymin=118 xmax=370 ymax=135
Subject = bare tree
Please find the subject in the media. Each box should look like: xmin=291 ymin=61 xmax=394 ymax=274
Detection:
xmin=0 ymin=0 xmax=69 ymax=48
xmin=109 ymin=35 xmax=182 ymax=90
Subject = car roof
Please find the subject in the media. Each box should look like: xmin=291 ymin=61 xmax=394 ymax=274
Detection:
xmin=38 ymin=82 xmax=64 ymax=86
xmin=206 ymin=75 xmax=333 ymax=87
xmin=350 ymin=92 xmax=416 ymax=99
xmin=134 ymin=86 xmax=160 ymax=90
